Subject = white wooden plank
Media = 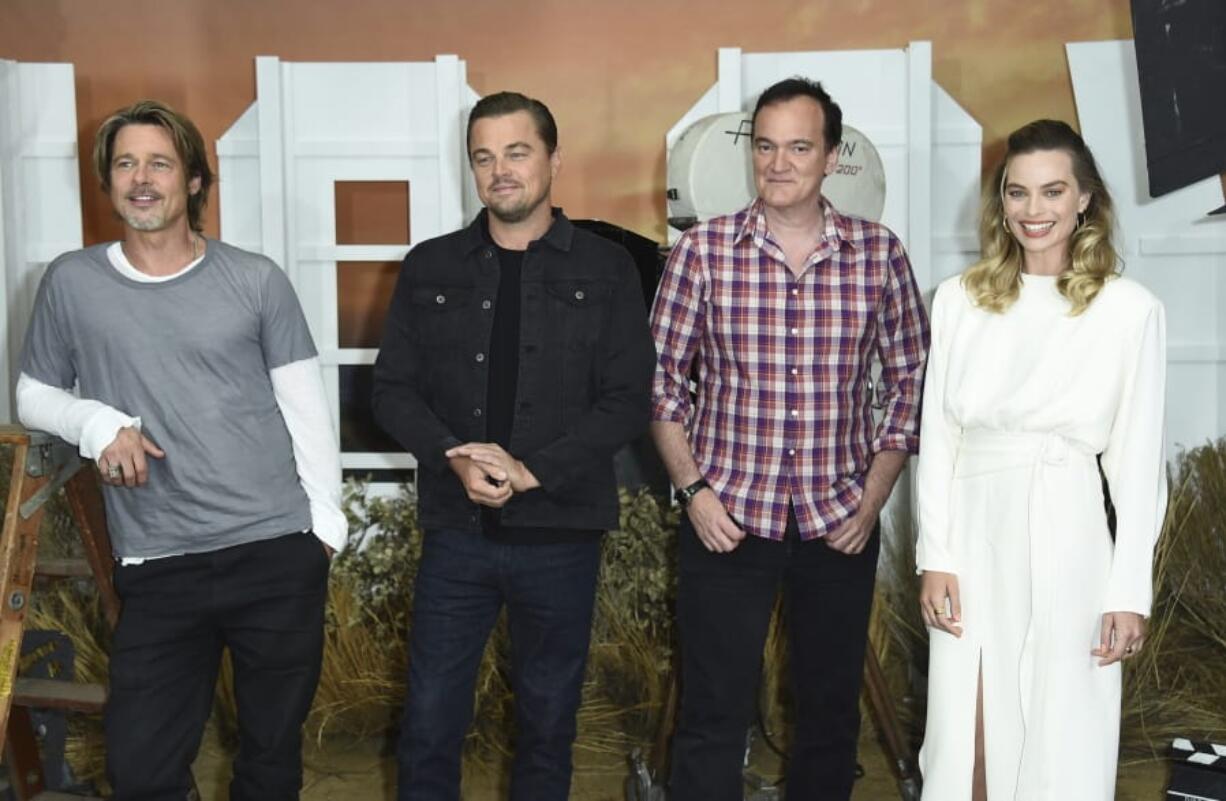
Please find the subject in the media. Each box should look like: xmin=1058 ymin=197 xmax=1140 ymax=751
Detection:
xmin=1169 ymin=344 xmax=1225 ymax=364
xmin=19 ymin=140 xmax=76 ymax=158
xmin=293 ymin=139 xmax=437 ymax=158
xmin=1138 ymin=234 xmax=1226 ymax=256
xmin=300 ymin=245 xmax=409 ymax=261
xmin=320 ymin=348 xmax=379 ymax=365
xmin=906 ymin=41 xmax=933 ymax=286
xmin=343 ymin=452 xmax=418 ymax=470
xmin=717 ymin=48 xmax=742 ymax=113
xmin=256 ymin=56 xmax=287 ymax=269
xmin=0 ymin=59 xmax=15 ymax=420
xmin=434 ymin=54 xmax=464 ymax=232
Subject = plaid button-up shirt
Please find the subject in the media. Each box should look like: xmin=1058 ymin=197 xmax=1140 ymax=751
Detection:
xmin=651 ymin=198 xmax=929 ymax=541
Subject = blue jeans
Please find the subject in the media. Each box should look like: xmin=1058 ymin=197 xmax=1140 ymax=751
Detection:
xmin=396 ymin=529 xmax=603 ymax=801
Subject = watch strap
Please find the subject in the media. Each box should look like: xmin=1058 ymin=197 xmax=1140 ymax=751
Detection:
xmin=674 ymin=478 xmax=710 ymax=507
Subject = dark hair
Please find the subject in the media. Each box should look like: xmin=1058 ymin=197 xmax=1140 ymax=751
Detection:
xmin=466 ymin=91 xmax=558 ymax=156
xmin=93 ymin=99 xmax=214 ymax=233
xmin=751 ymin=77 xmax=843 ymax=152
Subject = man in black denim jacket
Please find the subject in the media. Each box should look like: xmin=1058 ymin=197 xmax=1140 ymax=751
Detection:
xmin=373 ymin=91 xmax=655 ymax=801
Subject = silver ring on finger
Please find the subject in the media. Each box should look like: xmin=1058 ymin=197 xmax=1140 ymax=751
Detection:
xmin=106 ymin=464 xmax=121 ymax=479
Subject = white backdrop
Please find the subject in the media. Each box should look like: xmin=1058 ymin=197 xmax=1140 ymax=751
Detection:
xmin=217 ymin=55 xmax=480 ymax=487
xmin=0 ymin=60 xmax=82 ymax=422
xmin=1069 ymin=40 xmax=1226 ymax=456
xmin=1 ymin=45 xmax=1221 ymax=480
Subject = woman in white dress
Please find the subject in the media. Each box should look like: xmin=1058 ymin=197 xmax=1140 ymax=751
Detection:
xmin=915 ymin=119 xmax=1167 ymax=800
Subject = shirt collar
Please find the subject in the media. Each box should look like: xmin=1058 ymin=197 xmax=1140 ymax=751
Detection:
xmin=733 ymin=196 xmax=864 ymax=252
xmin=460 ymin=207 xmax=574 ymax=255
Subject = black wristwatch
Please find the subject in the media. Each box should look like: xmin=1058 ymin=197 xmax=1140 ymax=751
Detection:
xmin=674 ymin=478 xmax=710 ymax=508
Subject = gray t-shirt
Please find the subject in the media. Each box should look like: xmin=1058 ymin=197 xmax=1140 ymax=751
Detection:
xmin=20 ymin=240 xmax=316 ymax=558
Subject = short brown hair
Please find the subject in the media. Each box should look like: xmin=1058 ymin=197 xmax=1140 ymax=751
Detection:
xmin=93 ymin=100 xmax=214 ymax=232
xmin=467 ymin=91 xmax=558 ymax=156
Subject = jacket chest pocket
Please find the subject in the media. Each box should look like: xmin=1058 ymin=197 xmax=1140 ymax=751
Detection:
xmin=544 ymin=279 xmax=614 ymax=350
xmin=410 ymin=285 xmax=473 ymax=346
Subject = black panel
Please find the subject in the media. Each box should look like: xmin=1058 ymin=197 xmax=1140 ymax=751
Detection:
xmin=339 ymin=364 xmax=402 ymax=453
xmin=1131 ymin=0 xmax=1226 ymax=197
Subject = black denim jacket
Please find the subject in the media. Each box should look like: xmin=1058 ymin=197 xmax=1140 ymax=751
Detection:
xmin=372 ymin=209 xmax=656 ymax=533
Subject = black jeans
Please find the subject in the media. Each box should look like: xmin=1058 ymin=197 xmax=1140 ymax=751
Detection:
xmin=396 ymin=529 xmax=603 ymax=801
xmin=105 ymin=531 xmax=329 ymax=801
xmin=669 ymin=510 xmax=881 ymax=801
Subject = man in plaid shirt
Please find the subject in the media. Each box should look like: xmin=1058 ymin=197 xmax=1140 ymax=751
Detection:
xmin=651 ymin=77 xmax=929 ymax=800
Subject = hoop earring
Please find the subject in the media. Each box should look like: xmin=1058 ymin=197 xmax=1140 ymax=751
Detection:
xmin=1001 ymin=216 xmax=1010 ymax=233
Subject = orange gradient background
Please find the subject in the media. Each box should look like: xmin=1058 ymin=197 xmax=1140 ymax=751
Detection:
xmin=0 ymin=0 xmax=1134 ymax=246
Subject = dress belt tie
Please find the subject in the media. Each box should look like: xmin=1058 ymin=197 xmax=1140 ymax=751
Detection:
xmin=954 ymin=430 xmax=1097 ymax=762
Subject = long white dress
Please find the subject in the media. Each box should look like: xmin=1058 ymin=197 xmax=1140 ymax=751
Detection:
xmin=915 ymin=272 xmax=1167 ymax=800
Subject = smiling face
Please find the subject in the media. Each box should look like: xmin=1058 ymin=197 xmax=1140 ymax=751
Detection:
xmin=751 ymin=96 xmax=839 ymax=216
xmin=468 ymin=110 xmax=560 ymax=226
xmin=1002 ymin=148 xmax=1091 ymax=273
xmin=108 ymin=123 xmax=201 ymax=235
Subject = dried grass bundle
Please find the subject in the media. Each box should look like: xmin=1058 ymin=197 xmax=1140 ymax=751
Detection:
xmin=19 ymin=438 xmax=1226 ymax=788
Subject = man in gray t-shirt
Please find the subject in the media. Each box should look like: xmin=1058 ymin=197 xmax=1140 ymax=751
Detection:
xmin=18 ymin=100 xmax=343 ymax=800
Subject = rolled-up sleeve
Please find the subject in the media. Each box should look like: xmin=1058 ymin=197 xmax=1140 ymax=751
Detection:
xmin=650 ymin=232 xmax=707 ymax=426
xmin=871 ymin=236 xmax=930 ymax=455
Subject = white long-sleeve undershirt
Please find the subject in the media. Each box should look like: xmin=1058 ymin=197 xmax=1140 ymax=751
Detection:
xmin=15 ymin=242 xmax=347 ymax=554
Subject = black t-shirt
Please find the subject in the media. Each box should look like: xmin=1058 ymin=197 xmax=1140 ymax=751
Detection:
xmin=480 ymin=230 xmax=601 ymax=545
xmin=484 ymin=244 xmax=522 ymax=453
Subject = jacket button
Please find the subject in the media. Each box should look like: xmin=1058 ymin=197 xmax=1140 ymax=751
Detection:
xmin=473 ymin=408 xmax=483 ymax=417
xmin=483 ymin=248 xmax=494 ymax=259
xmin=482 ymin=299 xmax=492 ymax=310
xmin=435 ymin=294 xmax=446 ymax=305
xmin=574 ymin=290 xmax=585 ymax=300
xmin=475 ymin=353 xmax=485 ymax=363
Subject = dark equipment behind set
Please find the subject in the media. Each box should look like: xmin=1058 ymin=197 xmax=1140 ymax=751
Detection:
xmin=571 ymin=219 xmax=667 ymax=311
xmin=572 ymin=219 xmax=672 ymax=496
xmin=1130 ymin=0 xmax=1226 ymax=213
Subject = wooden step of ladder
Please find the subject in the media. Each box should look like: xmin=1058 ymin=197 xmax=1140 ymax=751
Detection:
xmin=12 ymin=679 xmax=105 ymax=715
xmin=30 ymin=560 xmax=92 ymax=580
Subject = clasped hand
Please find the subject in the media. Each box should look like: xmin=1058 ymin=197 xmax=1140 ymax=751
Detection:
xmin=445 ymin=442 xmax=539 ymax=509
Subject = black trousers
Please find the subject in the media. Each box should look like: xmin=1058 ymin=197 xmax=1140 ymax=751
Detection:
xmin=669 ymin=510 xmax=881 ymax=801
xmin=104 ymin=531 xmax=329 ymax=801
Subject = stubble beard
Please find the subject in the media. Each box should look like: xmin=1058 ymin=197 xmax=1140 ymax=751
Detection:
xmin=118 ymin=209 xmax=168 ymax=232
xmin=486 ymin=184 xmax=550 ymax=225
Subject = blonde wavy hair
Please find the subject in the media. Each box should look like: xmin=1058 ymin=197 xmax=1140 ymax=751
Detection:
xmin=963 ymin=119 xmax=1119 ymax=315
